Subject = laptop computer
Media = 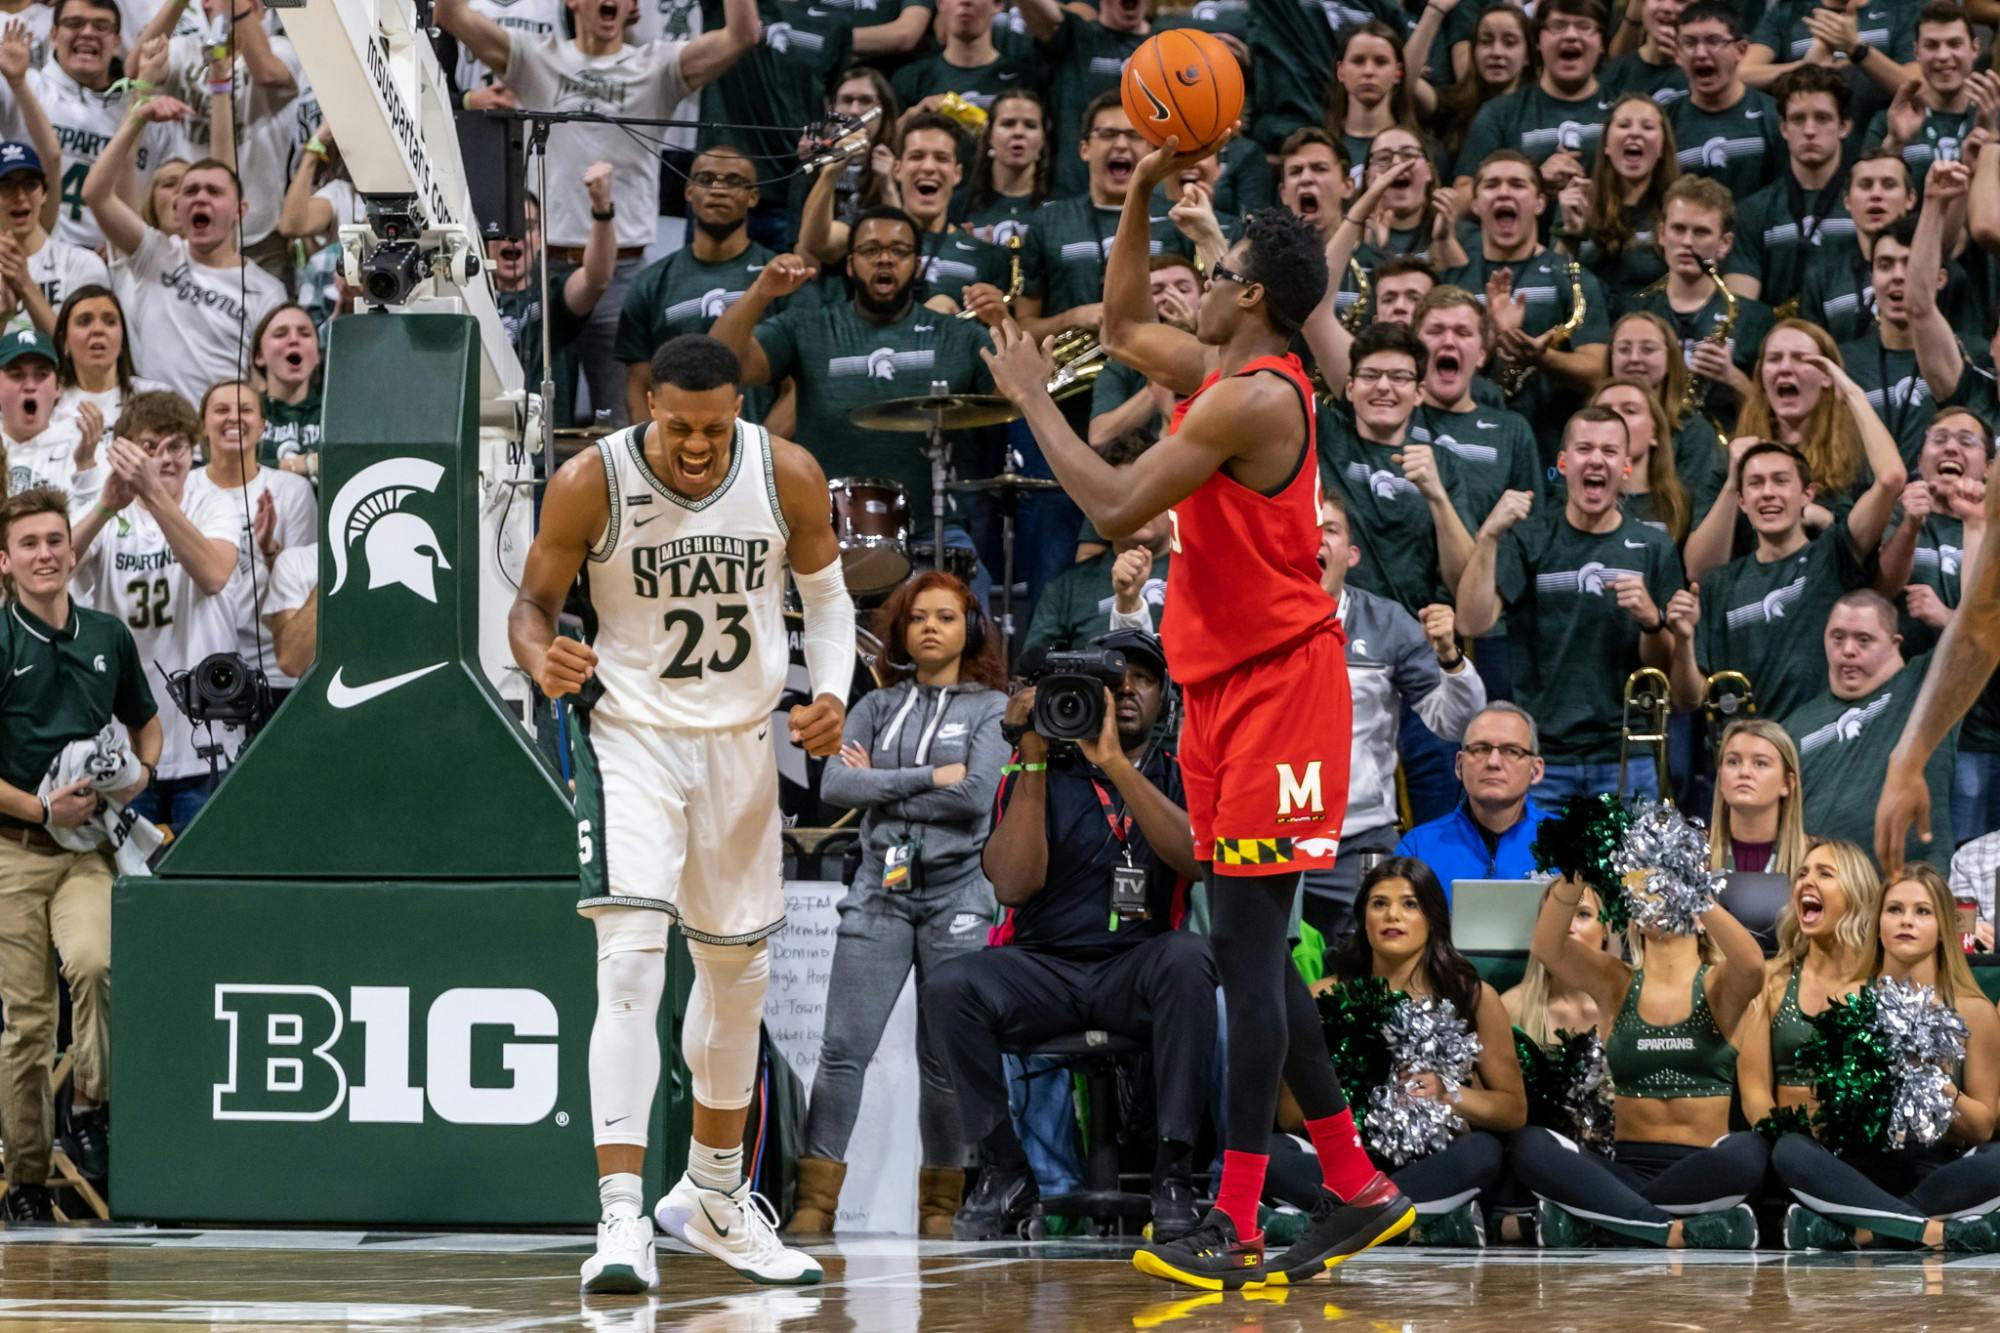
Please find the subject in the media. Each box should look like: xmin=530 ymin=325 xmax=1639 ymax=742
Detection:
xmin=1449 ymin=879 xmax=1548 ymax=953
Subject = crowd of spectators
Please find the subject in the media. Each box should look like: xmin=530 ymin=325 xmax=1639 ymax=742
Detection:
xmin=4 ymin=0 xmax=2000 ymax=1253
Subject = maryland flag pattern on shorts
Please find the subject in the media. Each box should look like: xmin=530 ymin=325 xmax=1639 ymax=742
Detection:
xmin=1214 ymin=837 xmax=1295 ymax=867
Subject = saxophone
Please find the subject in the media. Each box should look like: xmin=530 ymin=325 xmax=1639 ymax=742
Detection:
xmin=1495 ymin=261 xmax=1587 ymax=398
xmin=1340 ymin=257 xmax=1372 ymax=332
xmin=954 ymin=232 xmax=1023 ymax=320
xmin=1680 ymin=259 xmax=1737 ymax=421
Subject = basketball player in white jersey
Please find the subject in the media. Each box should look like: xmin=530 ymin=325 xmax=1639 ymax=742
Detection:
xmin=509 ymin=334 xmax=854 ymax=1293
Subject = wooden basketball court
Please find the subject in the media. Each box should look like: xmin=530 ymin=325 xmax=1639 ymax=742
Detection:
xmin=0 ymin=1227 xmax=1993 ymax=1330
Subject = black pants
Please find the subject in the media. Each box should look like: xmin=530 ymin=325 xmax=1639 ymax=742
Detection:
xmin=1773 ymin=1134 xmax=2000 ymax=1245
xmin=1509 ymin=1127 xmax=1770 ymax=1245
xmin=1270 ymin=1130 xmax=1503 ymax=1215
xmin=923 ymin=928 xmax=1217 ymax=1150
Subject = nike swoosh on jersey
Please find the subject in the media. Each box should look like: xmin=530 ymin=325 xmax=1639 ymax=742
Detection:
xmin=10 ymin=664 xmax=29 ymax=676
xmin=327 ymin=662 xmax=448 ymax=709
xmin=1623 ymin=539 xmax=1647 ymax=549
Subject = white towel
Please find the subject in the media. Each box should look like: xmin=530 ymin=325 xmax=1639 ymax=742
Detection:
xmin=38 ymin=725 xmax=164 ymax=877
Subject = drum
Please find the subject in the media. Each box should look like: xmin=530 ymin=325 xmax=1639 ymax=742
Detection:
xmin=829 ymin=477 xmax=911 ymax=596
xmin=774 ymin=611 xmax=888 ymax=829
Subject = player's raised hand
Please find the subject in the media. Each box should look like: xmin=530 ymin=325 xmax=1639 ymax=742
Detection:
xmin=981 ymin=319 xmax=1055 ymax=406
xmin=537 ymin=635 xmax=597 ymax=700
xmin=789 ymin=693 xmax=846 ymax=757
xmin=1876 ymin=752 xmax=1932 ymax=877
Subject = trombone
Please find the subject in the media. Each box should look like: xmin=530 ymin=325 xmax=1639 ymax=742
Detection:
xmin=1703 ymin=670 xmax=1755 ymax=755
xmin=1619 ymin=667 xmax=1673 ymax=804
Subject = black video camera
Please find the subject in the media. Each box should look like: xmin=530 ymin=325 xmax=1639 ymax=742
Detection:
xmin=1025 ymin=646 xmax=1128 ymax=742
xmin=167 ymin=652 xmax=276 ymax=732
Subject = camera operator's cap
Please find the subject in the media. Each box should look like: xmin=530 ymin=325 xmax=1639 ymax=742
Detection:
xmin=0 ymin=142 xmax=40 ymax=184
xmin=1092 ymin=627 xmax=1167 ymax=678
xmin=0 ymin=328 xmax=55 ymax=370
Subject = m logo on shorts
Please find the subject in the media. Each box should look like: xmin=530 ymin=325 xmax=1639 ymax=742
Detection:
xmin=1276 ymin=761 xmax=1324 ymax=819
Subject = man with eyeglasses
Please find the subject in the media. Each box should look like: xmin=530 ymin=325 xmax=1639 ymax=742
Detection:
xmin=710 ymin=207 xmax=995 ymax=553
xmin=1457 ymin=405 xmax=1685 ymax=802
xmin=1015 ymin=0 xmax=1153 ymax=195
xmin=67 ymin=391 xmax=235 ymax=830
xmin=434 ymin=0 xmax=760 ymax=428
xmin=1395 ymin=703 xmax=1552 ymax=897
xmin=616 ymin=145 xmax=785 ymax=427
xmin=1321 ymin=130 xmax=1466 ymax=328
xmin=1452 ymin=0 xmax=1613 ymax=202
xmin=0 ymin=0 xmax=173 ymax=253
xmin=1310 ymin=487 xmax=1484 ymax=936
xmin=1666 ymin=2 xmax=1784 ymax=202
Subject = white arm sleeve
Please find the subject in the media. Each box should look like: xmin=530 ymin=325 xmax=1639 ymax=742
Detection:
xmin=794 ymin=558 xmax=856 ymax=703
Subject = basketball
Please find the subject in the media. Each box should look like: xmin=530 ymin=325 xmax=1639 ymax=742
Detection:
xmin=1120 ymin=29 xmax=1244 ymax=156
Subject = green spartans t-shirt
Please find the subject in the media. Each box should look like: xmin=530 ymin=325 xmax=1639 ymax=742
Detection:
xmin=1454 ymin=84 xmax=1611 ymax=180
xmin=1731 ymin=176 xmax=1853 ymax=313
xmin=890 ymin=35 xmax=1039 ymax=112
xmin=1442 ymin=247 xmax=1612 ymax=467
xmin=1211 ymin=135 xmax=1278 ymax=217
xmin=918 ymin=228 xmax=1012 ymax=309
xmin=1319 ymin=400 xmax=1463 ymax=613
xmin=1404 ymin=399 xmax=1542 ymax=526
xmin=1602 ymin=52 xmax=1688 ymax=106
xmin=1022 ymin=547 xmax=1172 ymax=652
xmin=1633 ymin=285 xmax=1776 ymax=435
xmin=698 ymin=0 xmax=853 ymax=193
xmin=1039 ymin=11 xmax=1145 ymax=197
xmin=1788 ymin=653 xmax=1954 ymax=869
xmin=1494 ymin=509 xmax=1686 ymax=762
xmin=1750 ymin=0 xmax=1913 ymax=157
xmin=1020 ymin=195 xmax=1193 ymax=318
xmin=753 ymin=298 xmax=993 ymax=537
xmin=1247 ymin=0 xmax=1342 ymax=151
xmin=258 ymin=385 xmax=323 ymax=469
xmin=1863 ymin=103 xmax=1977 ymax=194
xmin=1089 ymin=355 xmax=1161 ymax=439
xmin=1895 ymin=511 xmax=1963 ymax=659
xmin=613 ymin=240 xmax=788 ymax=423
xmin=1667 ymin=88 xmax=1787 ymax=203
xmin=1694 ymin=521 xmax=1877 ymax=723
xmin=1838 ymin=331 xmax=1934 ymax=465
xmin=0 ymin=599 xmax=158 ymax=829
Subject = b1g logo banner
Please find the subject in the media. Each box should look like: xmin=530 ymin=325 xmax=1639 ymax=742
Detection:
xmin=213 ymin=984 xmax=560 ymax=1125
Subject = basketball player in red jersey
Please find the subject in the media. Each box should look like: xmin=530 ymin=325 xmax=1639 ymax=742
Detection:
xmin=982 ymin=134 xmax=1415 ymax=1292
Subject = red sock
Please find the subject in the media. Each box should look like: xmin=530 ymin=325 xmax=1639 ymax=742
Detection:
xmin=1214 ymin=1149 xmax=1268 ymax=1242
xmin=1305 ymin=1108 xmax=1377 ymax=1199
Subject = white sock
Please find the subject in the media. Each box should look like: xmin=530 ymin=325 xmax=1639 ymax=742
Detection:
xmin=688 ymin=1138 xmax=743 ymax=1194
xmin=599 ymin=1171 xmax=644 ymax=1221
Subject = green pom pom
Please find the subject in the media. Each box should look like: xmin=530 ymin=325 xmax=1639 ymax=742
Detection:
xmin=1753 ymin=1105 xmax=1815 ymax=1142
xmin=1530 ymin=795 xmax=1633 ymax=928
xmin=1797 ymin=987 xmax=1895 ymax=1155
xmin=1317 ymin=976 xmax=1401 ymax=1132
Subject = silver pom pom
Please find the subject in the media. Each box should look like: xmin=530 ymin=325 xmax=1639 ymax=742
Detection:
xmin=1610 ymin=799 xmax=1724 ymax=936
xmin=1564 ymin=1030 xmax=1617 ymax=1155
xmin=1365 ymin=996 xmax=1482 ymax=1167
xmin=1874 ymin=977 xmax=1970 ymax=1150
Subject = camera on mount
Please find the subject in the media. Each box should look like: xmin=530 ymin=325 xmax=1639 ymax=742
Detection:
xmin=167 ymin=652 xmax=275 ymax=732
xmin=1026 ymin=646 xmax=1128 ymax=742
xmin=358 ymin=197 xmax=431 ymax=305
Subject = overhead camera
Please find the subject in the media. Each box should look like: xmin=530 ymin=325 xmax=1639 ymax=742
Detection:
xmin=347 ymin=195 xmax=481 ymax=306
xmin=167 ymin=653 xmax=276 ymax=732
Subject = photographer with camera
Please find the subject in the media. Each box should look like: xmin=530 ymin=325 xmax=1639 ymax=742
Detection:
xmin=924 ymin=629 xmax=1215 ymax=1245
xmin=68 ymin=392 xmax=236 ymax=829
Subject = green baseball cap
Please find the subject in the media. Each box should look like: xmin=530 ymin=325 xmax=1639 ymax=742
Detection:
xmin=0 ymin=328 xmax=55 ymax=369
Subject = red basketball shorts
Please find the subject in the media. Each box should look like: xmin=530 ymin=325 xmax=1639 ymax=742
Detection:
xmin=1178 ymin=623 xmax=1351 ymax=877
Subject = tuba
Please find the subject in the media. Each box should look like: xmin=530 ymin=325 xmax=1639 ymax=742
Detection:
xmin=1495 ymin=260 xmax=1587 ymax=398
xmin=1703 ymin=670 xmax=1755 ymax=755
xmin=1680 ymin=260 xmax=1737 ymax=421
xmin=1619 ymin=667 xmax=1673 ymax=803
xmin=955 ymin=232 xmax=1023 ymax=320
xmin=1046 ymin=328 xmax=1106 ymax=399
xmin=1340 ymin=257 xmax=1372 ymax=332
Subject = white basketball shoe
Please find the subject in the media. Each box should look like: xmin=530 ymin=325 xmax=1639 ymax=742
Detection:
xmin=581 ymin=1212 xmax=660 ymax=1293
xmin=654 ymin=1174 xmax=825 ymax=1285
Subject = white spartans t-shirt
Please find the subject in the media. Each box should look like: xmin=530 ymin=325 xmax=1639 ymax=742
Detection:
xmin=455 ymin=0 xmax=565 ymax=94
xmin=0 ymin=65 xmax=177 ymax=251
xmin=182 ymin=463 xmax=316 ymax=689
xmin=2 ymin=235 xmax=111 ymax=337
xmin=503 ymin=34 xmax=692 ymax=249
xmin=115 ymin=229 xmax=286 ymax=404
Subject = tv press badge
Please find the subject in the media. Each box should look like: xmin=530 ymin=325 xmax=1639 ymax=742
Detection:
xmin=1110 ymin=854 xmax=1150 ymax=927
xmin=884 ymin=834 xmax=923 ymax=892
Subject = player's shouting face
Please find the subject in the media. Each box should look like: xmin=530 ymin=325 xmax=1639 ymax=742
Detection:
xmin=648 ymin=381 xmax=743 ymax=500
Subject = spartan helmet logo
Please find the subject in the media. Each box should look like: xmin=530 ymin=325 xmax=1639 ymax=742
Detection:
xmin=698 ymin=287 xmax=730 ymax=319
xmin=1701 ymin=136 xmax=1730 ymax=170
xmin=1943 ymin=545 xmax=1963 ymax=577
xmin=1368 ymin=469 xmax=1406 ymax=499
xmin=1577 ymin=561 xmax=1609 ymax=595
xmin=1939 ymin=137 xmax=1962 ymax=162
xmin=866 ymin=347 xmax=898 ymax=380
xmin=765 ymin=20 xmax=793 ymax=51
xmin=1761 ymin=588 xmax=1791 ymax=620
xmin=1835 ymin=707 xmax=1867 ymax=743
xmin=328 ymin=458 xmax=451 ymax=604
xmin=1558 ymin=121 xmax=1586 ymax=152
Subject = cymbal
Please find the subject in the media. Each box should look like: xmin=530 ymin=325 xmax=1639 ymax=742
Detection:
xmin=847 ymin=393 xmax=1021 ymax=432
xmin=949 ymin=472 xmax=1061 ymax=495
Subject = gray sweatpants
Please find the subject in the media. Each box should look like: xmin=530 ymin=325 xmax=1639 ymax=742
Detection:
xmin=802 ymin=872 xmax=995 ymax=1167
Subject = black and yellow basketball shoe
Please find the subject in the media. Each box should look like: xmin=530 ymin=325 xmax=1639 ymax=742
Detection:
xmin=1131 ymin=1208 xmax=1266 ymax=1291
xmin=1260 ymin=1173 xmax=1415 ymax=1286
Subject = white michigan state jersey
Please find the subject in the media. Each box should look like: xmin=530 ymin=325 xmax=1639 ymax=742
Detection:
xmin=586 ymin=419 xmax=790 ymax=732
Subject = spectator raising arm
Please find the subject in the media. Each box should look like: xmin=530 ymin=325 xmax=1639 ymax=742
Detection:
xmin=279 ymin=121 xmax=335 ymax=242
xmin=224 ymin=1 xmax=297 ymax=103
xmin=707 ymin=253 xmax=818 ymax=387
xmin=430 ymin=0 xmax=515 ymax=77
xmin=674 ymin=0 xmax=760 ymax=92
xmin=851 ymin=3 xmax=931 ymax=58
xmin=0 ymin=22 xmax=62 ymax=235
xmin=561 ymin=163 xmax=620 ymax=317
xmin=1817 ymin=350 xmax=1909 ymax=553
xmin=81 ymin=88 xmax=190 ymax=257
xmin=1454 ymin=488 xmax=1534 ymax=638
xmin=1910 ymin=158 xmax=1971 ymax=402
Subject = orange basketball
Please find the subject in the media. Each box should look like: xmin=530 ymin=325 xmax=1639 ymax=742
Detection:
xmin=1120 ymin=29 xmax=1244 ymax=156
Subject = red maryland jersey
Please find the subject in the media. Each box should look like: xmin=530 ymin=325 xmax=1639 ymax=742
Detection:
xmin=1158 ymin=353 xmax=1337 ymax=685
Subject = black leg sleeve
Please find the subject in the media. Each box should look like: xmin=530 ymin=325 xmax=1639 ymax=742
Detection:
xmin=1507 ymin=1128 xmax=1676 ymax=1245
xmin=1391 ymin=1131 xmax=1504 ymax=1214
xmin=1772 ymin=1132 xmax=1928 ymax=1245
xmin=1210 ymin=868 xmax=1345 ymax=1153
xmin=1905 ymin=1148 xmax=2000 ymax=1223
xmin=1639 ymin=1132 xmax=1770 ymax=1213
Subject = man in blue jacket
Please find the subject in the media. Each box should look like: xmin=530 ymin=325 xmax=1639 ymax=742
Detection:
xmin=1395 ymin=702 xmax=1551 ymax=900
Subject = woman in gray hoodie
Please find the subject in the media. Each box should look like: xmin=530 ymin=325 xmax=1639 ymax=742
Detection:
xmin=786 ymin=571 xmax=1011 ymax=1237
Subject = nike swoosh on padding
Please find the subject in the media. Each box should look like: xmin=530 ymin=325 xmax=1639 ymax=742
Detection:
xmin=327 ymin=662 xmax=448 ymax=709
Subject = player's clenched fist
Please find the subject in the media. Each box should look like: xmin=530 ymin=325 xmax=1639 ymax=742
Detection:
xmin=789 ymin=693 xmax=847 ymax=757
xmin=538 ymin=636 xmax=598 ymax=699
